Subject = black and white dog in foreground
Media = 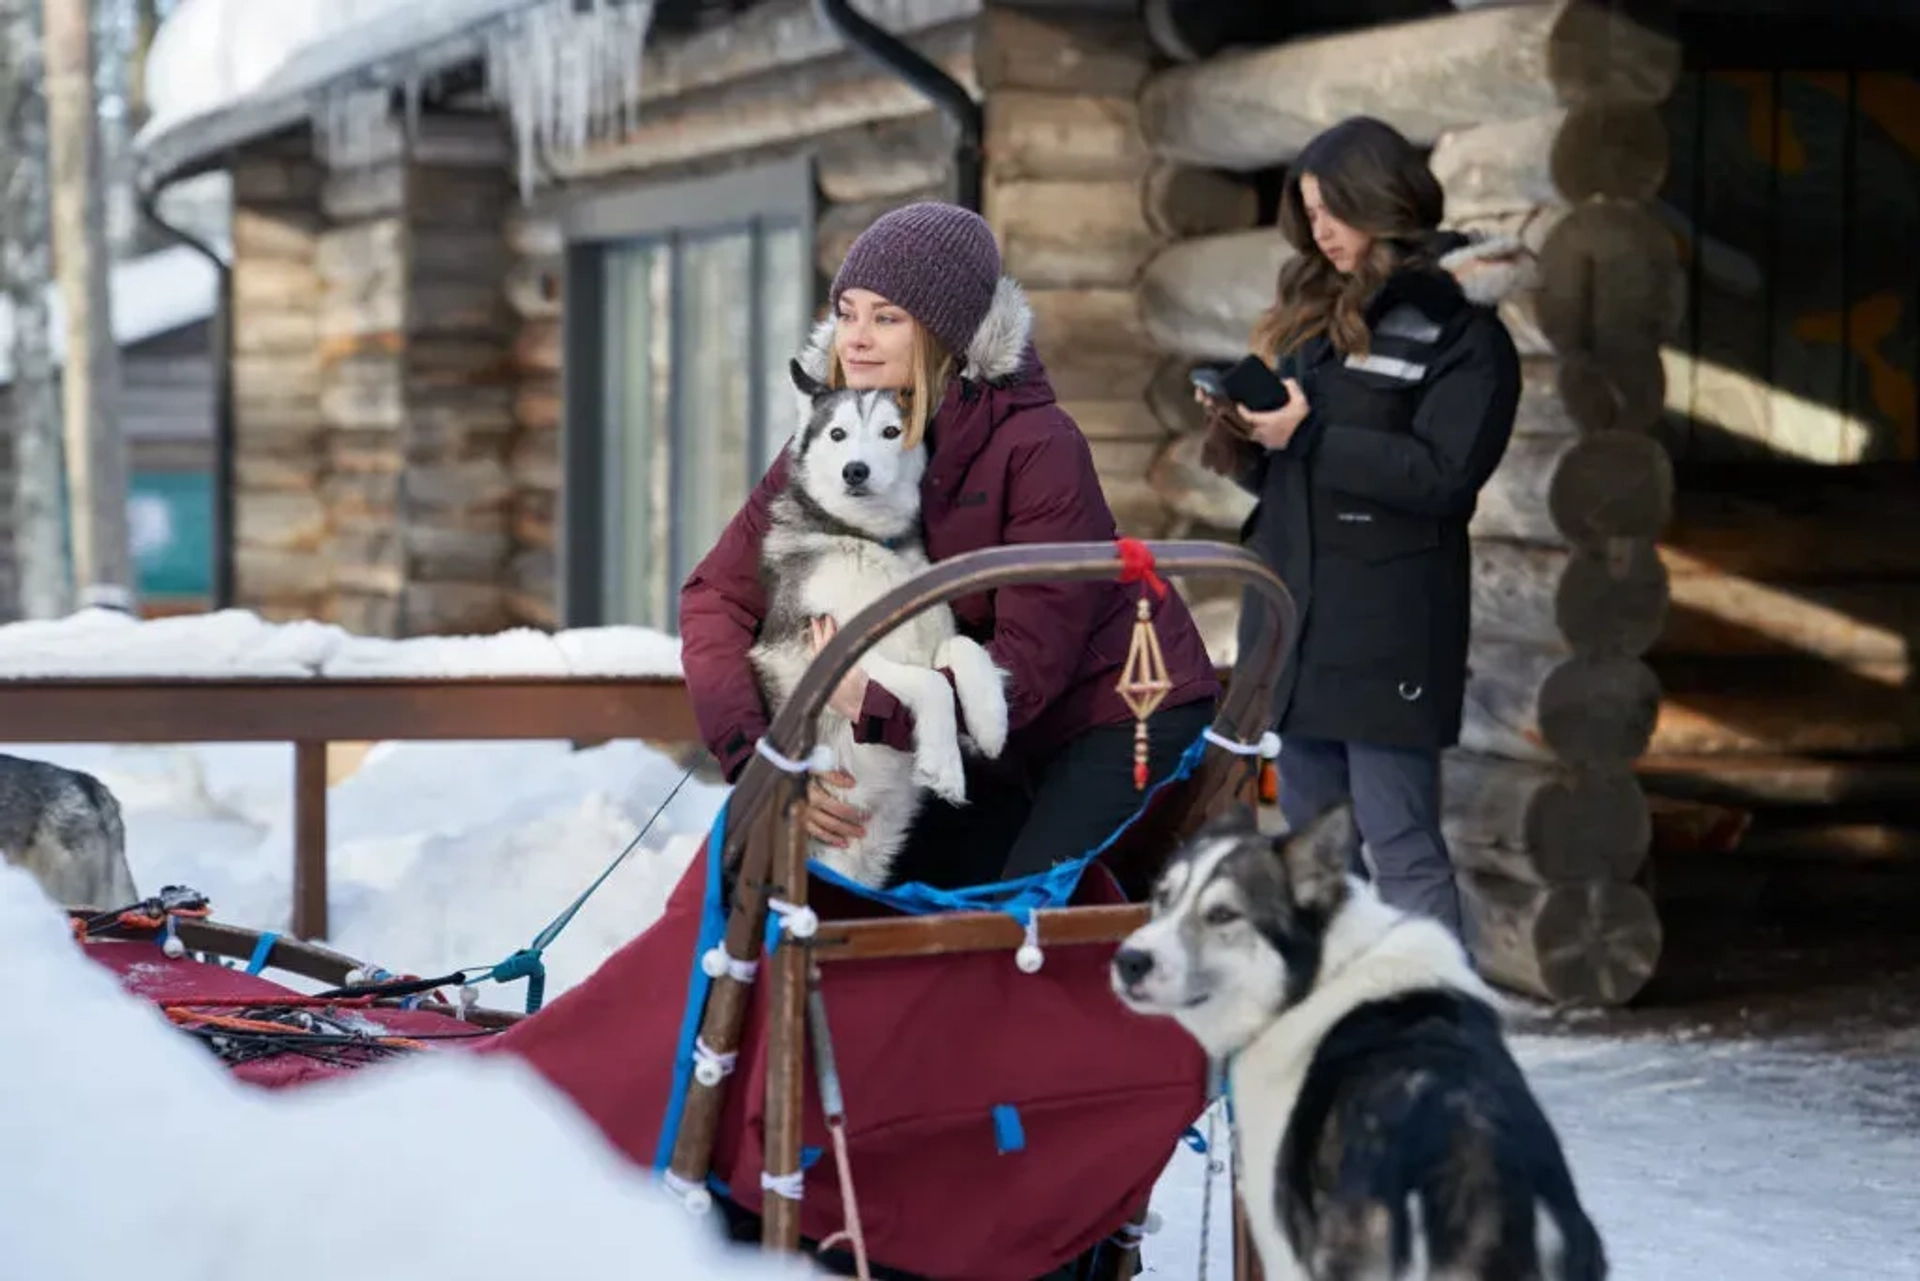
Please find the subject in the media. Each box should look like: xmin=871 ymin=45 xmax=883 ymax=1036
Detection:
xmin=1112 ymin=804 xmax=1606 ymax=1280
xmin=747 ymin=361 xmax=1008 ymax=889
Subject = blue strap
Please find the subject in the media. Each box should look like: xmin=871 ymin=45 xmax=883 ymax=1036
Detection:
xmin=653 ymin=799 xmax=734 ymax=1171
xmin=805 ymin=729 xmax=1211 ymax=919
xmin=481 ymin=765 xmax=696 ymax=1014
xmin=992 ymin=1104 xmax=1026 ymax=1155
xmin=245 ymin=931 xmax=279 ymax=976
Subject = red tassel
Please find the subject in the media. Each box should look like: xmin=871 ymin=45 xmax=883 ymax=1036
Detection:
xmin=1133 ymin=759 xmax=1149 ymax=790
xmin=1115 ymin=537 xmax=1168 ymax=600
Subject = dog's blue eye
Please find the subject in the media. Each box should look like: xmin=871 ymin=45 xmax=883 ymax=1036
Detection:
xmin=1203 ymin=904 xmax=1239 ymax=927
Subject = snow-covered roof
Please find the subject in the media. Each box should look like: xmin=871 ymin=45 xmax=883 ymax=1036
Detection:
xmin=134 ymin=0 xmax=548 ymax=193
xmin=0 ymin=244 xmax=223 ymax=386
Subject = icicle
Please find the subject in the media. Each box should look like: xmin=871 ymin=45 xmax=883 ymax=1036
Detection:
xmin=485 ymin=0 xmax=657 ymax=204
xmin=314 ymin=82 xmax=393 ymax=171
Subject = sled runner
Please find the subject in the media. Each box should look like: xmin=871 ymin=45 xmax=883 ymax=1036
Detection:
xmin=71 ymin=538 xmax=1296 ymax=1281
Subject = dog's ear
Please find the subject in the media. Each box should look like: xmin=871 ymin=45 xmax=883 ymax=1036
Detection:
xmin=789 ymin=358 xmax=829 ymax=400
xmin=1273 ymin=801 xmax=1354 ymax=915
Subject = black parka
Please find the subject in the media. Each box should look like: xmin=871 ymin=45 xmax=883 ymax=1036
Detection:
xmin=1233 ymin=234 xmax=1524 ymax=750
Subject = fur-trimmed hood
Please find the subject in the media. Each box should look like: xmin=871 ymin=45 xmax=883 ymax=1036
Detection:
xmin=793 ymin=275 xmax=1039 ymax=390
xmin=1435 ymin=231 xmax=1538 ymax=307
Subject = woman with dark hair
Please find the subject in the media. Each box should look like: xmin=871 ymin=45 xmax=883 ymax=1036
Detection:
xmin=1196 ymin=115 xmax=1528 ymax=938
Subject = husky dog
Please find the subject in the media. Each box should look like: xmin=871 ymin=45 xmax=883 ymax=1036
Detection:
xmin=748 ymin=361 xmax=1008 ymax=888
xmin=1112 ymin=805 xmax=1606 ymax=1281
xmin=0 ymin=752 xmax=139 ymax=909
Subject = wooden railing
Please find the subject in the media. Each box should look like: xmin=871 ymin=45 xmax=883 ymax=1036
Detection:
xmin=0 ymin=676 xmax=699 ymax=939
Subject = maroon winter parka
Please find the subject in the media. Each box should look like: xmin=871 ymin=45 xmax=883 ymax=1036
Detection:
xmin=679 ymin=276 xmax=1220 ymax=783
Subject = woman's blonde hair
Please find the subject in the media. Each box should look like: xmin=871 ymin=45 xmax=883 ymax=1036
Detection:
xmin=825 ymin=316 xmax=955 ymax=451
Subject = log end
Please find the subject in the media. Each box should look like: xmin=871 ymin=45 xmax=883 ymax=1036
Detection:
xmin=1538 ymin=653 xmax=1664 ymax=764
xmin=1462 ymin=874 xmax=1664 ymax=1007
xmin=1536 ymin=200 xmax=1686 ymax=358
xmin=1546 ymin=430 xmax=1676 ymax=547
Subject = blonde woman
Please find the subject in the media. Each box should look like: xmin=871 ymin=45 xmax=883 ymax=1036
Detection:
xmin=681 ymin=202 xmax=1218 ymax=889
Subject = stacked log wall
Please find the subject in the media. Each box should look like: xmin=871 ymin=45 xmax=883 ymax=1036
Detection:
xmin=312 ymin=116 xmax=518 ymax=637
xmin=229 ymin=147 xmax=328 ymax=621
xmin=502 ymin=211 xmax=563 ymax=629
xmin=1132 ymin=0 xmax=1685 ymax=1005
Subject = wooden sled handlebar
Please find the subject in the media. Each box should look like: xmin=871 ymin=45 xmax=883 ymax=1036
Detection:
xmin=718 ymin=538 xmax=1297 ymax=878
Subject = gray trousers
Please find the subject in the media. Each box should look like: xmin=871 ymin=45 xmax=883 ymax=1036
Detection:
xmin=1276 ymin=735 xmax=1465 ymax=939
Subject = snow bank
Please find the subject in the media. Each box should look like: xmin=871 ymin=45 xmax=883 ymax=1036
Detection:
xmin=0 ymin=607 xmax=682 ymax=679
xmin=0 ymin=858 xmax=814 ymax=1281
xmin=5 ymin=736 xmax=725 ymax=999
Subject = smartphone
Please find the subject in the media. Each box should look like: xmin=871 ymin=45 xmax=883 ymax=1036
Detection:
xmin=1189 ymin=365 xmax=1229 ymax=399
xmin=1190 ymin=355 xmax=1290 ymax=412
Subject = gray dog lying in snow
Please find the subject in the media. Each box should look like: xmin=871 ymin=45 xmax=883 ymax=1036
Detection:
xmin=0 ymin=752 xmax=138 ymax=908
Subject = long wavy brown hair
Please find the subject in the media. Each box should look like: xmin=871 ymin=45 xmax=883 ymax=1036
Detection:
xmin=1251 ymin=115 xmax=1446 ymax=362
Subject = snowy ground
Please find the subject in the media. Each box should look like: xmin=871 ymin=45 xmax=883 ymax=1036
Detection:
xmin=4 ymin=734 xmax=1918 ymax=1279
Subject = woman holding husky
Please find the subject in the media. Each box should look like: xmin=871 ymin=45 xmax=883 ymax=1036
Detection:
xmin=1195 ymin=115 xmax=1527 ymax=940
xmin=680 ymin=202 xmax=1219 ymax=889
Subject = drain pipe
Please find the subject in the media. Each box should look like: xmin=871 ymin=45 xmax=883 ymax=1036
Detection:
xmin=138 ymin=181 xmax=236 ymax=610
xmin=814 ymin=0 xmax=983 ymax=211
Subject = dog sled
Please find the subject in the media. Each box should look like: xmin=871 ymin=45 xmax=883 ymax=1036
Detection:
xmin=71 ymin=538 xmax=1296 ymax=1281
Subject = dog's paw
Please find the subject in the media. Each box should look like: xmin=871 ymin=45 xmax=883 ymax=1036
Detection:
xmin=913 ymin=748 xmax=969 ymax=807
xmin=941 ymin=638 xmax=1009 ymax=759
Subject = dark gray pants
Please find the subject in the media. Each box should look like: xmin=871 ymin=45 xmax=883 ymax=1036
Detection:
xmin=1275 ymin=734 xmax=1465 ymax=939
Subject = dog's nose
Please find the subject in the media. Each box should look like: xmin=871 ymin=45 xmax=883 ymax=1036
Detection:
xmin=1112 ymin=947 xmax=1154 ymax=986
xmin=842 ymin=461 xmax=870 ymax=487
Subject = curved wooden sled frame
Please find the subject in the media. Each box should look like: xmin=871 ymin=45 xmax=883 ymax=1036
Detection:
xmin=671 ymin=538 xmax=1296 ymax=1278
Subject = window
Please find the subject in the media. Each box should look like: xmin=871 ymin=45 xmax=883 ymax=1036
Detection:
xmin=563 ymin=159 xmax=814 ymax=629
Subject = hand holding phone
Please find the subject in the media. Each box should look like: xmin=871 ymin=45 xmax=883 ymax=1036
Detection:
xmin=1190 ymin=355 xmax=1291 ymax=412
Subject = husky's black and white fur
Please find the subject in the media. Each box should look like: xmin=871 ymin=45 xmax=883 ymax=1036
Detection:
xmin=748 ymin=360 xmax=1009 ymax=888
xmin=1112 ymin=805 xmax=1606 ymax=1281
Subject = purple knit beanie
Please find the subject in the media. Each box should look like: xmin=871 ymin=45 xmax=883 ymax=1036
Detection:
xmin=829 ymin=201 xmax=1002 ymax=362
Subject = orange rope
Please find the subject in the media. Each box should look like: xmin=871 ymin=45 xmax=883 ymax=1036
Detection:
xmin=163 ymin=1006 xmax=428 ymax=1051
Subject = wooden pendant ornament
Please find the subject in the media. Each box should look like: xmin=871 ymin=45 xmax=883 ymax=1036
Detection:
xmin=1113 ymin=539 xmax=1173 ymax=790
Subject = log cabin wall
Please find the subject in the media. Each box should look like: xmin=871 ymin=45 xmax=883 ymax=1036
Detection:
xmin=977 ymin=4 xmax=1258 ymax=547
xmin=1132 ymin=0 xmax=1688 ymax=1006
xmin=228 ymin=116 xmax=518 ymax=638
xmin=1637 ymin=49 xmax=1920 ymax=860
xmin=228 ymin=145 xmax=328 ymax=622
xmin=314 ymin=115 xmax=518 ymax=638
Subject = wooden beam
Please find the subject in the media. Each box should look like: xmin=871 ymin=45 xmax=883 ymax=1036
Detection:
xmin=1141 ymin=160 xmax=1259 ymax=239
xmin=1442 ymin=752 xmax=1651 ymax=885
xmin=1461 ymin=641 xmax=1662 ymax=765
xmin=1138 ymin=0 xmax=1681 ymax=170
xmin=976 ymin=5 xmax=1150 ymax=96
xmin=1659 ymin=463 xmax=1920 ymax=581
xmin=553 ymin=36 xmax=977 ymax=180
xmin=1431 ymin=104 xmax=1670 ymax=218
xmin=637 ymin=0 xmax=980 ymax=104
xmin=810 ymin=903 xmax=1148 ymax=962
xmin=1471 ymin=538 xmax=1670 ymax=657
xmin=0 ymin=678 xmax=699 ymax=743
xmin=1137 ymin=228 xmax=1288 ymax=361
xmin=1459 ymin=871 xmax=1662 ymax=1006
